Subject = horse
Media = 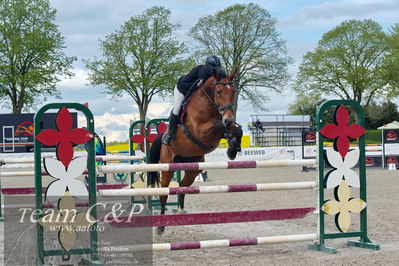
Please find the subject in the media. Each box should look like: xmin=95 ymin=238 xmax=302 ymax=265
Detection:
xmin=149 ymin=70 xmax=243 ymax=234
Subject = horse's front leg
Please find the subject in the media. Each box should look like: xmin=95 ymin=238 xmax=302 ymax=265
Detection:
xmin=226 ymin=124 xmax=243 ymax=160
xmin=178 ymin=170 xmax=202 ymax=214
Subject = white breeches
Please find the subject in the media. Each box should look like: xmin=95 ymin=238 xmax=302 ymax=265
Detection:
xmin=172 ymin=86 xmax=185 ymax=115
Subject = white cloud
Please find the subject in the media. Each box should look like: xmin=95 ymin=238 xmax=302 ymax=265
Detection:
xmin=94 ymin=112 xmax=139 ymax=129
xmin=77 ymin=102 xmax=172 ymax=142
xmin=78 ymin=112 xmax=136 ymax=142
xmin=147 ymin=102 xmax=172 ymax=118
xmin=285 ymin=39 xmax=317 ymax=66
xmin=279 ymin=0 xmax=399 ymax=30
xmin=57 ymin=68 xmax=89 ymax=90
xmin=301 ymin=0 xmax=398 ymax=20
xmin=67 ymin=33 xmax=99 ymax=45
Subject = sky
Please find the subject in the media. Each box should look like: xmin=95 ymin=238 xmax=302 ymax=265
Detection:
xmin=1 ymin=0 xmax=398 ymax=141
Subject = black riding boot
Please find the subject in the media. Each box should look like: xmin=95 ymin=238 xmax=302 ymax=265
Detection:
xmin=162 ymin=113 xmax=179 ymax=146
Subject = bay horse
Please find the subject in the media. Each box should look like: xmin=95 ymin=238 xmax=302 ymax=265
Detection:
xmin=149 ymin=70 xmax=242 ymax=234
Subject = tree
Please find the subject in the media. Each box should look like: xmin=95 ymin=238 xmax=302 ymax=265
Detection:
xmin=86 ymin=6 xmax=193 ymax=120
xmin=385 ymin=23 xmax=399 ymax=98
xmin=294 ymin=19 xmax=398 ymax=107
xmin=288 ymin=93 xmax=326 ymax=116
xmin=365 ymin=101 xmax=399 ymax=129
xmin=0 ymin=0 xmax=76 ymax=114
xmin=380 ymin=101 xmax=399 ymax=125
xmin=288 ymin=93 xmax=326 ymax=128
xmin=190 ymin=3 xmax=291 ymax=116
xmin=364 ymin=101 xmax=380 ymax=129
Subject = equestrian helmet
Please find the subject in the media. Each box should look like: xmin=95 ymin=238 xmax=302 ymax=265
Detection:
xmin=205 ymin=55 xmax=221 ymax=68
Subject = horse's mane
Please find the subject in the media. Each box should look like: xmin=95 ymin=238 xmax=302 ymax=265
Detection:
xmin=203 ymin=68 xmax=228 ymax=89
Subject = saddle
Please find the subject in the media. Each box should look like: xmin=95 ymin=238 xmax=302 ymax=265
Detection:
xmin=177 ymin=79 xmax=200 ymax=123
xmin=178 ymin=94 xmax=191 ymax=124
xmin=177 ymin=94 xmax=217 ymax=150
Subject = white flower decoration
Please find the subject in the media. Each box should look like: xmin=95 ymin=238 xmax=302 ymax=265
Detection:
xmin=44 ymin=156 xmax=88 ymax=202
xmin=325 ymin=148 xmax=360 ymax=189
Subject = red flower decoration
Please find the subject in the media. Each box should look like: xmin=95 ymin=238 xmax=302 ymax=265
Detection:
xmin=146 ymin=122 xmax=167 ymax=143
xmin=130 ymin=122 xmax=168 ymax=152
xmin=36 ymin=107 xmax=93 ymax=167
xmin=320 ymin=105 xmax=365 ymax=158
xmin=130 ymin=124 xmax=146 ymax=152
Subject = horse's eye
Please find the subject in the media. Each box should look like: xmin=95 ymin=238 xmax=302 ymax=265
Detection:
xmin=216 ymin=90 xmax=222 ymax=95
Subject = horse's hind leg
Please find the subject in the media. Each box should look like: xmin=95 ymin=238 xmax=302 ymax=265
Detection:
xmin=178 ymin=170 xmax=202 ymax=214
xmin=156 ymin=170 xmax=173 ymax=235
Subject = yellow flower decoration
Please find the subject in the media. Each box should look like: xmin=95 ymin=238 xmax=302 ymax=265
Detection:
xmin=38 ymin=192 xmax=95 ymax=251
xmin=321 ymin=180 xmax=367 ymax=232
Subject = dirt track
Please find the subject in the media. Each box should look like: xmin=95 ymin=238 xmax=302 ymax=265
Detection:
xmin=1 ymin=167 xmax=399 ymax=265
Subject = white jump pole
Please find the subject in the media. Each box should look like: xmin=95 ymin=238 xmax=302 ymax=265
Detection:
xmin=99 ymin=233 xmax=318 ymax=253
xmin=0 ymin=155 xmax=145 ymax=164
xmin=98 ymin=159 xmax=317 ymax=174
xmin=0 ymin=171 xmax=37 ymax=177
xmin=98 ymin=181 xmax=317 ymax=197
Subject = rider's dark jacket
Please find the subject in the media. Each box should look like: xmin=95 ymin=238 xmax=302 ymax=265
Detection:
xmin=177 ymin=65 xmax=213 ymax=95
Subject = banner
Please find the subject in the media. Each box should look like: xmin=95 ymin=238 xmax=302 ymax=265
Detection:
xmin=205 ymin=147 xmax=298 ymax=162
xmin=302 ymin=130 xmax=316 ymax=144
xmin=365 ymin=156 xmax=383 ymax=168
xmin=385 ymin=156 xmax=399 ymax=168
xmin=384 ymin=143 xmax=399 ymax=155
xmin=303 ymin=146 xmax=317 ymax=159
xmin=384 ymin=130 xmax=399 ymax=143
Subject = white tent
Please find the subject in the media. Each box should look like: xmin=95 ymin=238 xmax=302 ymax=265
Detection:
xmin=377 ymin=121 xmax=399 ymax=130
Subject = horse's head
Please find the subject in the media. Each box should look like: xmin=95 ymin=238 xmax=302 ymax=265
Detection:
xmin=212 ymin=70 xmax=237 ymax=128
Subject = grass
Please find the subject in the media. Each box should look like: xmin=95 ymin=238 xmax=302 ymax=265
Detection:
xmin=348 ymin=130 xmax=381 ymax=145
xmin=364 ymin=130 xmax=381 ymax=144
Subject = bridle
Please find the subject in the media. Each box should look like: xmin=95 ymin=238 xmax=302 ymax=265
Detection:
xmin=180 ymin=79 xmax=242 ymax=150
xmin=200 ymin=80 xmax=242 ymax=142
xmin=201 ymin=81 xmax=234 ymax=113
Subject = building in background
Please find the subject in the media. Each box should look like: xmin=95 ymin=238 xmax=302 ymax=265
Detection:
xmin=248 ymin=114 xmax=312 ymax=147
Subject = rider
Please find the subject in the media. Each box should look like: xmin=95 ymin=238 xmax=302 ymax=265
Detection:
xmin=162 ymin=55 xmax=224 ymax=146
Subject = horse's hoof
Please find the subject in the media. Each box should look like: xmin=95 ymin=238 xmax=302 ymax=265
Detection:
xmin=156 ymin=226 xmax=165 ymax=235
xmin=227 ymin=148 xmax=238 ymax=160
xmin=177 ymin=208 xmax=185 ymax=214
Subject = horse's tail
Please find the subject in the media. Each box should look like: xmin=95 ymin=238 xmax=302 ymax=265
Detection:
xmin=148 ymin=134 xmax=162 ymax=187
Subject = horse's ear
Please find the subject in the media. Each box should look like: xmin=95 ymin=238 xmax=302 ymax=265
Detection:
xmin=213 ymin=68 xmax=227 ymax=81
xmin=228 ymin=69 xmax=237 ymax=80
xmin=212 ymin=67 xmax=218 ymax=78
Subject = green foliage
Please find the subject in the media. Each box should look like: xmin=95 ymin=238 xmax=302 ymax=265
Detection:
xmin=190 ymin=3 xmax=291 ymax=114
xmin=385 ymin=23 xmax=399 ymax=97
xmin=0 ymin=0 xmax=76 ymax=114
xmin=365 ymin=100 xmax=399 ymax=129
xmin=365 ymin=130 xmax=381 ymax=144
xmin=85 ymin=6 xmax=193 ymax=120
xmin=295 ymin=19 xmax=397 ymax=106
xmin=288 ymin=94 xmax=327 ymax=129
xmin=288 ymin=93 xmax=326 ymax=117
